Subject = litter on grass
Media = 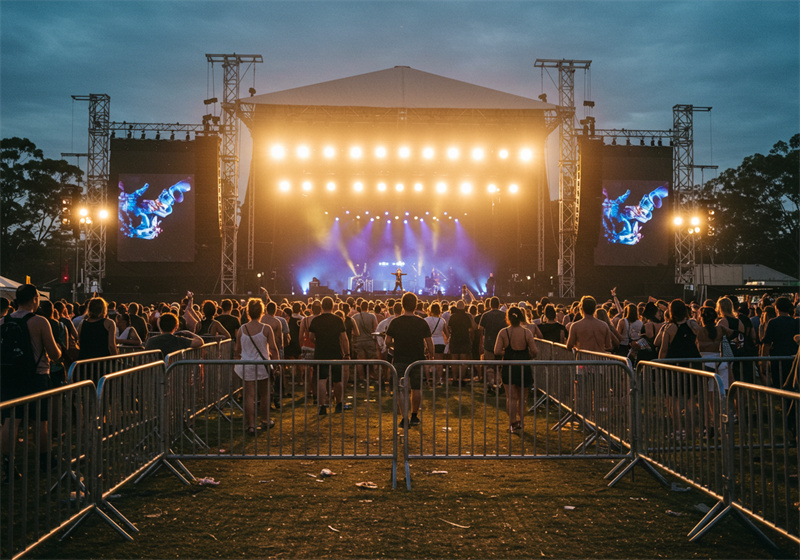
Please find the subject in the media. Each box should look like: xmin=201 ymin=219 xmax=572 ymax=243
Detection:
xmin=564 ymin=506 xmax=575 ymax=510
xmin=430 ymin=470 xmax=448 ymax=475
xmin=439 ymin=518 xmax=470 ymax=529
xmin=197 ymin=477 xmax=219 ymax=486
xmin=356 ymin=481 xmax=378 ymax=489
xmin=666 ymin=510 xmax=683 ymax=517
xmin=320 ymin=468 xmax=336 ymax=477
xmin=694 ymin=503 xmax=711 ymax=513
xmin=328 ymin=525 xmax=340 ymax=533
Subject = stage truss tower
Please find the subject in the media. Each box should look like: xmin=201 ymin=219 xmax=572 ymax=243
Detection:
xmin=206 ymin=54 xmax=263 ymax=295
xmin=535 ymin=59 xmax=591 ymax=298
xmin=71 ymin=94 xmax=110 ymax=295
xmin=672 ymin=104 xmax=711 ymax=289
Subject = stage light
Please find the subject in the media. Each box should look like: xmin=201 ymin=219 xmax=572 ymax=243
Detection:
xmin=335 ymin=217 xmax=339 ymax=221
xmin=455 ymin=218 xmax=459 ymax=222
xmin=353 ymin=181 xmax=364 ymax=192
xmin=370 ymin=217 xmax=374 ymax=222
xmin=377 ymin=182 xmax=387 ymax=192
xmin=375 ymin=146 xmax=387 ymax=158
xmin=350 ymin=146 xmax=363 ymax=159
xmin=403 ymin=219 xmax=408 ymax=224
xmin=520 ymin=148 xmax=533 ymax=162
xmin=460 ymin=182 xmax=472 ymax=194
xmin=98 ymin=209 xmax=109 ymax=220
xmin=425 ymin=211 xmax=429 ymax=215
xmin=499 ymin=149 xmax=509 ymax=159
xmin=345 ymin=210 xmax=350 ymax=215
xmin=414 ymin=182 xmax=423 ymax=192
xmin=323 ymin=146 xmax=335 ymax=159
xmin=435 ymin=182 xmax=447 ymax=193
xmin=385 ymin=211 xmax=389 ymax=215
xmin=395 ymin=215 xmax=399 ymax=220
xmin=405 ymin=211 xmax=409 ymax=216
xmin=279 ymin=180 xmax=290 ymax=192
xmin=690 ymin=216 xmax=700 ymax=227
xmin=673 ymin=216 xmax=684 ymax=226
xmin=414 ymin=216 xmax=419 ymax=220
xmin=302 ymin=181 xmax=312 ymax=192
xmin=356 ymin=215 xmax=361 ymax=219
xmin=487 ymin=183 xmax=498 ymax=194
xmin=395 ymin=183 xmax=404 ymax=192
xmin=423 ymin=147 xmax=434 ymax=159
xmin=472 ymin=147 xmax=485 ymax=161
xmin=398 ymin=146 xmax=411 ymax=159
xmin=297 ymin=145 xmax=310 ymax=159
xmin=365 ymin=211 xmax=370 ymax=215
xmin=270 ymin=144 xmax=286 ymax=159
xmin=509 ymin=183 xmax=519 ymax=194
xmin=326 ymin=181 xmax=336 ymax=191
xmin=447 ymin=147 xmax=459 ymax=160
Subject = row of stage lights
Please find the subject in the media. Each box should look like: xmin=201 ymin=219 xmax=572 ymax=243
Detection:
xmin=324 ymin=210 xmax=468 ymax=223
xmin=269 ymin=144 xmax=535 ymax=163
xmin=278 ymin=179 xmax=521 ymax=195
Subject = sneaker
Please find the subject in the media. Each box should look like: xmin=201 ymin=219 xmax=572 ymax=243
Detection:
xmin=398 ymin=418 xmax=407 ymax=429
xmin=408 ymin=414 xmax=420 ymax=427
xmin=318 ymin=406 xmax=328 ymax=416
xmin=334 ymin=403 xmax=352 ymax=413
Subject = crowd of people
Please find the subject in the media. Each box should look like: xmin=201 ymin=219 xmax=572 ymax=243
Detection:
xmin=2 ymin=282 xmax=799 ymax=451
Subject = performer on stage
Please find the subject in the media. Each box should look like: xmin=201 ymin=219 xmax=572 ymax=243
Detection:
xmin=486 ymin=272 xmax=496 ymax=297
xmin=392 ymin=268 xmax=407 ymax=293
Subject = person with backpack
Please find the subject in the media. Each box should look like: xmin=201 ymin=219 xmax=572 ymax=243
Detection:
xmin=1 ymin=284 xmax=62 ymax=476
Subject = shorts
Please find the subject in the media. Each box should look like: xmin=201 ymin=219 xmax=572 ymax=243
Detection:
xmin=1 ymin=374 xmax=52 ymax=420
xmin=394 ymin=363 xmax=423 ymax=387
xmin=434 ymin=344 xmax=446 ymax=355
xmin=301 ymin=347 xmax=315 ymax=361
xmin=315 ymin=364 xmax=343 ymax=383
xmin=354 ymin=338 xmax=379 ymax=359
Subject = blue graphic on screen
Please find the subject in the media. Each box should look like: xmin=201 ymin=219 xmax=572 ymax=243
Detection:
xmin=118 ymin=179 xmax=191 ymax=240
xmin=601 ymin=185 xmax=668 ymax=245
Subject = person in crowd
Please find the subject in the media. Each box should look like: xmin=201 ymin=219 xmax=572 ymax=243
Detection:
xmin=385 ymin=292 xmax=434 ymax=429
xmin=299 ymin=300 xmax=321 ymax=400
xmin=538 ymin=304 xmax=567 ymax=344
xmin=216 ymin=299 xmax=241 ymax=340
xmin=144 ymin=312 xmax=203 ymax=356
xmin=478 ymin=296 xmax=506 ymax=390
xmin=616 ymin=303 xmax=643 ymax=359
xmin=352 ymin=299 xmax=380 ymax=386
xmin=445 ymin=299 xmax=475 ymax=383
xmin=78 ymin=297 xmax=117 ymax=361
xmin=494 ymin=306 xmax=537 ymax=434
xmin=424 ymin=301 xmax=448 ymax=386
xmin=284 ymin=302 xmax=303 ymax=360
xmin=72 ymin=302 xmax=87 ymax=331
xmin=126 ymin=302 xmax=150 ymax=341
xmin=115 ymin=312 xmax=143 ymax=347
xmin=595 ymin=308 xmax=621 ymax=351
xmin=234 ymin=298 xmax=278 ymax=434
xmin=194 ymin=300 xmax=231 ymax=340
xmin=697 ymin=306 xmax=727 ymax=394
xmin=566 ymin=296 xmax=613 ymax=352
xmin=308 ymin=296 xmax=349 ymax=416
xmin=1 ymin=284 xmax=61 ymax=475
xmin=760 ymin=296 xmax=800 ymax=388
xmin=36 ymin=299 xmax=69 ymax=390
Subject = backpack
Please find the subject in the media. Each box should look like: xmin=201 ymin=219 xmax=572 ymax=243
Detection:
xmin=1 ymin=313 xmax=39 ymax=381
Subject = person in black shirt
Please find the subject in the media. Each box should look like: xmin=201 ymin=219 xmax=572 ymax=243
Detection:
xmin=308 ymin=297 xmax=349 ymax=415
xmin=386 ymin=292 xmax=433 ymax=428
xmin=760 ymin=296 xmax=800 ymax=388
xmin=391 ymin=268 xmax=407 ymax=293
xmin=538 ymin=304 xmax=567 ymax=344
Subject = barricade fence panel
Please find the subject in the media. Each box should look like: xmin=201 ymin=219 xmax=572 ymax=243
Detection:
xmin=1 ymin=381 xmax=97 ymax=560
xmin=400 ymin=359 xmax=634 ymax=462
xmin=636 ymin=361 xmax=726 ymax=500
xmin=96 ymin=362 xmax=167 ymax=498
xmin=727 ymin=382 xmax=799 ymax=545
xmin=67 ymin=350 xmax=163 ymax=384
xmin=163 ymin=360 xmax=399 ymax=466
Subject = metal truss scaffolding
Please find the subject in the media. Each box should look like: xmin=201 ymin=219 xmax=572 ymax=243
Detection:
xmin=535 ymin=59 xmax=591 ymax=299
xmin=672 ymin=104 xmax=711 ymax=288
xmin=72 ymin=94 xmax=110 ymax=295
xmin=206 ymin=54 xmax=263 ymax=295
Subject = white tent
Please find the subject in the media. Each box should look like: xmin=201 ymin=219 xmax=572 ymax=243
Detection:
xmin=0 ymin=275 xmax=50 ymax=301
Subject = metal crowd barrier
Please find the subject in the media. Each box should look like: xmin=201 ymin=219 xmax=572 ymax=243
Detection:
xmin=67 ymin=350 xmax=163 ymax=384
xmin=162 ymin=359 xmax=400 ymax=488
xmin=0 ymin=381 xmax=97 ymax=560
xmin=689 ymin=382 xmax=799 ymax=547
xmin=399 ymin=359 xmax=636 ymax=489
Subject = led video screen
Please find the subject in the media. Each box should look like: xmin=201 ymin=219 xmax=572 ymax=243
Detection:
xmin=593 ymin=180 xmax=671 ymax=266
xmin=116 ymin=173 xmax=195 ymax=262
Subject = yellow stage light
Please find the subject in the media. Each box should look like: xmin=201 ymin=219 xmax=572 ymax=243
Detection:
xmin=436 ymin=182 xmax=447 ymax=193
xmin=323 ymin=146 xmax=335 ymax=159
xmin=690 ymin=216 xmax=701 ymax=227
xmin=353 ymin=181 xmax=364 ymax=192
xmin=377 ymin=182 xmax=387 ymax=192
xmin=414 ymin=182 xmax=423 ymax=192
xmin=460 ymin=182 xmax=472 ymax=194
xmin=98 ymin=209 xmax=109 ymax=220
xmin=395 ymin=183 xmax=405 ymax=192
xmin=422 ymin=147 xmax=434 ymax=159
xmin=78 ymin=207 xmax=89 ymax=217
xmin=499 ymin=149 xmax=509 ymax=159
xmin=375 ymin=146 xmax=387 ymax=158
xmin=350 ymin=146 xmax=363 ymax=159
xmin=279 ymin=180 xmax=290 ymax=192
xmin=302 ymin=181 xmax=312 ymax=192
xmin=487 ymin=183 xmax=498 ymax=194
xmin=472 ymin=148 xmax=485 ymax=161
xmin=398 ymin=146 xmax=411 ymax=159
xmin=509 ymin=183 xmax=519 ymax=194
xmin=270 ymin=144 xmax=286 ymax=159
xmin=673 ymin=216 xmax=684 ymax=226
xmin=326 ymin=181 xmax=336 ymax=191
xmin=520 ymin=148 xmax=533 ymax=162
xmin=447 ymin=147 xmax=459 ymax=160
xmin=296 ymin=145 xmax=310 ymax=159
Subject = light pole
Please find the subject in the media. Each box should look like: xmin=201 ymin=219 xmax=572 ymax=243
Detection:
xmin=76 ymin=206 xmax=109 ymax=298
xmin=673 ymin=214 xmax=705 ymax=302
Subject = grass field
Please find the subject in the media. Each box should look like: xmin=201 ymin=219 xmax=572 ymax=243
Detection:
xmin=26 ymin=456 xmax=798 ymax=559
